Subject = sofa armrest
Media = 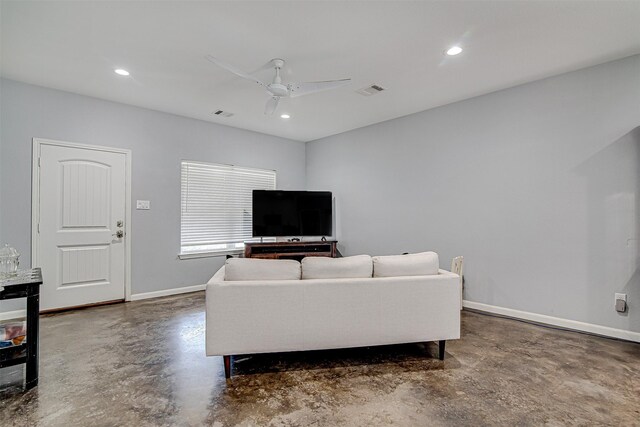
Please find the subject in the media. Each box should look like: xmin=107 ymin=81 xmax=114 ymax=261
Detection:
xmin=208 ymin=266 xmax=225 ymax=284
xmin=439 ymin=269 xmax=463 ymax=310
xmin=438 ymin=269 xmax=459 ymax=278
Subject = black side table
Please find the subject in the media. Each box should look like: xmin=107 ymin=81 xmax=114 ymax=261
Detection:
xmin=0 ymin=268 xmax=42 ymax=389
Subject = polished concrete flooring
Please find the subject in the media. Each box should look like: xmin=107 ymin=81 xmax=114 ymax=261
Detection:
xmin=1 ymin=292 xmax=639 ymax=426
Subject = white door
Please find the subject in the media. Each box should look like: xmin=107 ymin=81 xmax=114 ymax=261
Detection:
xmin=35 ymin=142 xmax=128 ymax=311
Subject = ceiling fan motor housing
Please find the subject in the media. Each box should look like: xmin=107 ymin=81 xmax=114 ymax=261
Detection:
xmin=267 ymin=83 xmax=289 ymax=97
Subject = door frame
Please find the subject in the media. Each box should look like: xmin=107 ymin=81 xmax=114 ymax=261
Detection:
xmin=31 ymin=138 xmax=133 ymax=302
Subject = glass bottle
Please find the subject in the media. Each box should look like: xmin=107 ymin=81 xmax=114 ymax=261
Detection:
xmin=0 ymin=244 xmax=20 ymax=276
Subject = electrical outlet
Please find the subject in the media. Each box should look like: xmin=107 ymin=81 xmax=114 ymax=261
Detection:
xmin=615 ymin=293 xmax=627 ymax=313
xmin=136 ymin=200 xmax=150 ymax=210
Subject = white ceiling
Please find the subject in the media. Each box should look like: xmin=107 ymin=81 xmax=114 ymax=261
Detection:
xmin=2 ymin=1 xmax=640 ymax=142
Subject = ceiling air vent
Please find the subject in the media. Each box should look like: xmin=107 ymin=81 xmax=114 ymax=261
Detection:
xmin=356 ymin=84 xmax=385 ymax=96
xmin=213 ymin=110 xmax=234 ymax=118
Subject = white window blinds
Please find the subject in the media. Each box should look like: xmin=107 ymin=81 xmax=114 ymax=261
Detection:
xmin=180 ymin=161 xmax=276 ymax=255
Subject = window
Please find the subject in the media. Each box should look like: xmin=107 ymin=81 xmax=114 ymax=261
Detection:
xmin=180 ymin=161 xmax=276 ymax=257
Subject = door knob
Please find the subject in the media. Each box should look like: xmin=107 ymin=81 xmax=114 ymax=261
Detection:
xmin=113 ymin=230 xmax=124 ymax=239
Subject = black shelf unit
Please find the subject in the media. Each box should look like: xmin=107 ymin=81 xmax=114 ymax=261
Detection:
xmin=0 ymin=268 xmax=42 ymax=390
xmin=0 ymin=343 xmax=28 ymax=368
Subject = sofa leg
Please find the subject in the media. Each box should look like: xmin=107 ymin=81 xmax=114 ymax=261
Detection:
xmin=438 ymin=340 xmax=446 ymax=360
xmin=223 ymin=355 xmax=231 ymax=379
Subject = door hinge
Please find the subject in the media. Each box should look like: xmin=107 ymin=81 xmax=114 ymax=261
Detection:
xmin=38 ymin=157 xmax=41 ymax=167
xmin=37 ymin=223 xmax=40 ymax=233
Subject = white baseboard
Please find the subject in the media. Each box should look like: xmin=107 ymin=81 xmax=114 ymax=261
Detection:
xmin=0 ymin=286 xmax=205 ymax=317
xmin=0 ymin=309 xmax=27 ymax=321
xmin=130 ymin=284 xmax=206 ymax=301
xmin=463 ymin=300 xmax=640 ymax=343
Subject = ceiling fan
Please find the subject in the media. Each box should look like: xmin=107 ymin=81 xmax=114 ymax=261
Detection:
xmin=205 ymin=56 xmax=351 ymax=115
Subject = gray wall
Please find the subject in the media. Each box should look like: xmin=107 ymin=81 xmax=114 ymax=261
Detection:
xmin=0 ymin=79 xmax=306 ymax=311
xmin=306 ymin=54 xmax=640 ymax=333
xmin=3 ymin=55 xmax=639 ymax=334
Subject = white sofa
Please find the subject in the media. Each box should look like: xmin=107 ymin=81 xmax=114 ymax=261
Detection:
xmin=206 ymin=252 xmax=461 ymax=378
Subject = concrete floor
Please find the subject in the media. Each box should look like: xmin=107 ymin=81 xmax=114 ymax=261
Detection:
xmin=1 ymin=292 xmax=639 ymax=426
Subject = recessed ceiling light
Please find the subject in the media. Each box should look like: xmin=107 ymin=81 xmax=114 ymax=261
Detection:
xmin=114 ymin=68 xmax=130 ymax=76
xmin=445 ymin=46 xmax=463 ymax=56
xmin=280 ymin=114 xmax=290 ymax=119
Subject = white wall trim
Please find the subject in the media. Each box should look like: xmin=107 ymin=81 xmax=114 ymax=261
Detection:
xmin=0 ymin=309 xmax=27 ymax=322
xmin=178 ymin=250 xmax=242 ymax=260
xmin=463 ymin=300 xmax=640 ymax=343
xmin=2 ymin=285 xmax=203 ymax=317
xmin=130 ymin=284 xmax=205 ymax=301
xmin=31 ymin=138 xmax=133 ymax=303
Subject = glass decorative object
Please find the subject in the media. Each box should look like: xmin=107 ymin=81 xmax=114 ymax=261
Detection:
xmin=0 ymin=244 xmax=20 ymax=277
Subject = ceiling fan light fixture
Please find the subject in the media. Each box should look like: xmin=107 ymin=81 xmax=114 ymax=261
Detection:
xmin=114 ymin=68 xmax=130 ymax=76
xmin=280 ymin=114 xmax=290 ymax=119
xmin=445 ymin=46 xmax=463 ymax=56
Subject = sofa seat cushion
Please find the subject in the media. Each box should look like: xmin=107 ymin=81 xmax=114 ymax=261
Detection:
xmin=301 ymin=255 xmax=373 ymax=279
xmin=224 ymin=258 xmax=301 ymax=281
xmin=372 ymin=251 xmax=439 ymax=277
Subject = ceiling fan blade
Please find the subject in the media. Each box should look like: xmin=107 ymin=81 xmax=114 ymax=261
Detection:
xmin=265 ymin=96 xmax=280 ymax=115
xmin=287 ymin=78 xmax=351 ymax=98
xmin=205 ymin=55 xmax=266 ymax=88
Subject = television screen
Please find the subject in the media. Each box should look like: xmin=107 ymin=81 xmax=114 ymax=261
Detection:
xmin=252 ymin=190 xmax=332 ymax=237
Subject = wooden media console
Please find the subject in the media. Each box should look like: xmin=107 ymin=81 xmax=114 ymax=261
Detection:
xmin=244 ymin=241 xmax=337 ymax=260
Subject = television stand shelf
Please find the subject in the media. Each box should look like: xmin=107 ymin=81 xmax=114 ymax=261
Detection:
xmin=244 ymin=241 xmax=337 ymax=261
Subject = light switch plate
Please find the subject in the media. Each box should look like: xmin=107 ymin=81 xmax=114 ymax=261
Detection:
xmin=136 ymin=200 xmax=150 ymax=210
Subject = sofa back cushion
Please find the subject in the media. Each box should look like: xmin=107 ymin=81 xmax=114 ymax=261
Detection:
xmin=372 ymin=251 xmax=439 ymax=277
xmin=301 ymin=255 xmax=373 ymax=279
xmin=224 ymin=258 xmax=301 ymax=281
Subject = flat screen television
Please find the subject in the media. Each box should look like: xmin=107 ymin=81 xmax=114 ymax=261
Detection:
xmin=252 ymin=190 xmax=332 ymax=237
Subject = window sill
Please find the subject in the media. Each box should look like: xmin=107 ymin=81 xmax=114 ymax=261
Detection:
xmin=178 ymin=250 xmax=243 ymax=260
